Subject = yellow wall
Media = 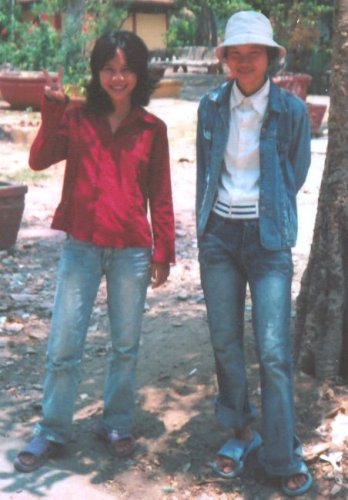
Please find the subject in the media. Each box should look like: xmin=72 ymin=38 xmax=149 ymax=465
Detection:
xmin=121 ymin=17 xmax=134 ymax=32
xmin=122 ymin=13 xmax=167 ymax=49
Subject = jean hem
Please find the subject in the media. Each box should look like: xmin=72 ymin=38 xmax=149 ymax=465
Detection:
xmin=215 ymin=397 xmax=258 ymax=429
xmin=34 ymin=424 xmax=68 ymax=445
xmin=97 ymin=420 xmax=132 ymax=436
xmin=258 ymin=448 xmax=305 ymax=477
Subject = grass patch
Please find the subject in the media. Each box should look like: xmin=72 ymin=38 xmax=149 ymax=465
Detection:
xmin=9 ymin=167 xmax=51 ymax=183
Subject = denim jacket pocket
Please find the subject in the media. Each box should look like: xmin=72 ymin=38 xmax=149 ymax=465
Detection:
xmin=281 ymin=198 xmax=296 ymax=245
xmin=203 ymin=127 xmax=212 ymax=142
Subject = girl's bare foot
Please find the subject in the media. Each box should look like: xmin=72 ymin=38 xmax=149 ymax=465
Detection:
xmin=284 ymin=473 xmax=310 ymax=491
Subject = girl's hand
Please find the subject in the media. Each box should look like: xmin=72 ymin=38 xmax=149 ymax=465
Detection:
xmin=42 ymin=65 xmax=65 ymax=103
xmin=151 ymin=262 xmax=170 ymax=288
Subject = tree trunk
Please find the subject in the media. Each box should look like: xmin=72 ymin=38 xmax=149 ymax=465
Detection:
xmin=294 ymin=0 xmax=348 ymax=380
xmin=195 ymin=3 xmax=217 ymax=46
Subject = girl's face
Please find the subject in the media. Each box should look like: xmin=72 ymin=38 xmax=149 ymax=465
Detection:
xmin=99 ymin=48 xmax=138 ymax=107
xmin=225 ymin=44 xmax=268 ymax=96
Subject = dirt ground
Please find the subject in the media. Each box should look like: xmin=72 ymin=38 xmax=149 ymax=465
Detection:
xmin=0 ymin=73 xmax=348 ymax=499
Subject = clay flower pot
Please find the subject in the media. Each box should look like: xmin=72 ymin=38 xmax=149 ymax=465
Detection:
xmin=272 ymin=73 xmax=312 ymax=101
xmin=0 ymin=70 xmax=58 ymax=109
xmin=0 ymin=182 xmax=28 ymax=250
xmin=307 ymin=102 xmax=328 ymax=136
xmin=152 ymin=79 xmax=183 ymax=98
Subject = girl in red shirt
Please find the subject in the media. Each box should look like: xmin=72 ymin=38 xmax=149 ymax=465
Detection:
xmin=14 ymin=30 xmax=175 ymax=472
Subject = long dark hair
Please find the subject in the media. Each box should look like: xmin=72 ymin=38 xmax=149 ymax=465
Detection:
xmin=85 ymin=30 xmax=155 ymax=114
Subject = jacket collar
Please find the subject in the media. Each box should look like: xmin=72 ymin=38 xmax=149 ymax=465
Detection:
xmin=230 ymin=78 xmax=270 ymax=116
xmin=207 ymin=78 xmax=285 ymax=114
xmin=127 ymin=105 xmax=159 ymax=125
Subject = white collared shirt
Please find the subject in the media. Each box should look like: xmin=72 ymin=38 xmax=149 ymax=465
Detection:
xmin=216 ymin=79 xmax=270 ymax=214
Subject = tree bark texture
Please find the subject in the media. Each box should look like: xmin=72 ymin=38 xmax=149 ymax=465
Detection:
xmin=295 ymin=0 xmax=348 ymax=380
xmin=195 ymin=3 xmax=217 ymax=46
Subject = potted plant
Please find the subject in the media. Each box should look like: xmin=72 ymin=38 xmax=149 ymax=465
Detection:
xmin=0 ymin=1 xmax=128 ymax=108
xmin=0 ymin=181 xmax=28 ymax=250
xmin=0 ymin=1 xmax=62 ymax=108
xmin=0 ymin=70 xmax=60 ymax=109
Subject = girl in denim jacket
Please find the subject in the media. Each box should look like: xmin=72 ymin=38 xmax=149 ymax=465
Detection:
xmin=196 ymin=11 xmax=312 ymax=497
xmin=14 ymin=30 xmax=175 ymax=473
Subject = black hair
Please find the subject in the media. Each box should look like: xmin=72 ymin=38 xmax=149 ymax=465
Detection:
xmin=266 ymin=47 xmax=280 ymax=65
xmin=85 ymin=30 xmax=156 ymax=114
xmin=266 ymin=46 xmax=284 ymax=75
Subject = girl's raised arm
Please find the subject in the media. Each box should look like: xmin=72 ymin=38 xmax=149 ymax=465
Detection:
xmin=42 ymin=65 xmax=66 ymax=103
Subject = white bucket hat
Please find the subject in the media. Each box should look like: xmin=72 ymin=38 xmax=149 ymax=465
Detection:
xmin=216 ymin=11 xmax=286 ymax=62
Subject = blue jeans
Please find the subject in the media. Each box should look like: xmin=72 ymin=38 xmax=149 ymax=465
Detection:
xmin=199 ymin=213 xmax=303 ymax=476
xmin=35 ymin=236 xmax=151 ymax=443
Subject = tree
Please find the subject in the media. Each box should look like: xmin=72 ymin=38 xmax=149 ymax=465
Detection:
xmin=47 ymin=1 xmax=127 ymax=84
xmin=0 ymin=0 xmax=61 ymax=70
xmin=171 ymin=0 xmax=252 ymax=46
xmin=294 ymin=0 xmax=348 ymax=381
xmin=171 ymin=0 xmax=332 ymax=44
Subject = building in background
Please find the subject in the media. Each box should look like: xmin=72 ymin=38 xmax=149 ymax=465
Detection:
xmin=115 ymin=0 xmax=174 ymax=49
xmin=15 ymin=0 xmax=174 ymax=50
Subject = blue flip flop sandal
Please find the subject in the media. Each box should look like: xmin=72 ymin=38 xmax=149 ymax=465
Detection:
xmin=96 ymin=427 xmax=136 ymax=457
xmin=209 ymin=431 xmax=262 ymax=479
xmin=281 ymin=460 xmax=313 ymax=497
xmin=14 ymin=436 xmax=62 ymax=473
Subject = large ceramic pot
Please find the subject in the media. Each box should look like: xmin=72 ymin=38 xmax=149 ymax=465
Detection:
xmin=272 ymin=73 xmax=312 ymax=101
xmin=0 ymin=70 xmax=57 ymax=109
xmin=307 ymin=102 xmax=328 ymax=136
xmin=152 ymin=79 xmax=183 ymax=98
xmin=0 ymin=182 xmax=28 ymax=250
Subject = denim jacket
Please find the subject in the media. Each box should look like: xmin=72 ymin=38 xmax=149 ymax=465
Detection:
xmin=196 ymin=79 xmax=311 ymax=250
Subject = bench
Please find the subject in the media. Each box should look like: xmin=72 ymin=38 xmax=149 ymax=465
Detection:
xmin=151 ymin=46 xmax=223 ymax=74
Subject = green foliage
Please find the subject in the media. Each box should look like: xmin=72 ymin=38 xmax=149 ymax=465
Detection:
xmin=4 ymin=19 xmax=60 ymax=71
xmin=193 ymin=0 xmax=333 ymax=21
xmin=173 ymin=0 xmax=252 ymax=18
xmin=56 ymin=1 xmax=127 ymax=86
xmin=167 ymin=0 xmax=252 ymax=47
xmin=0 ymin=0 xmax=127 ymax=86
xmin=265 ymin=1 xmax=333 ymax=92
xmin=55 ymin=13 xmax=91 ymax=87
xmin=0 ymin=0 xmax=60 ymax=69
xmin=165 ymin=10 xmax=196 ymax=47
xmin=168 ymin=0 xmax=333 ymax=93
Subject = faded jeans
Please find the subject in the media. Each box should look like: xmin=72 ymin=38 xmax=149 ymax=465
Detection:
xmin=35 ymin=236 xmax=151 ymax=444
xmin=199 ymin=213 xmax=303 ymax=476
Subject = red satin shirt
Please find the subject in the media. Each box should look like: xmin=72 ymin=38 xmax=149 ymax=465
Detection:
xmin=29 ymin=99 xmax=175 ymax=263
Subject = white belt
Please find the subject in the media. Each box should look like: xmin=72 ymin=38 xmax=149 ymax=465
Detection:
xmin=213 ymin=199 xmax=259 ymax=219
